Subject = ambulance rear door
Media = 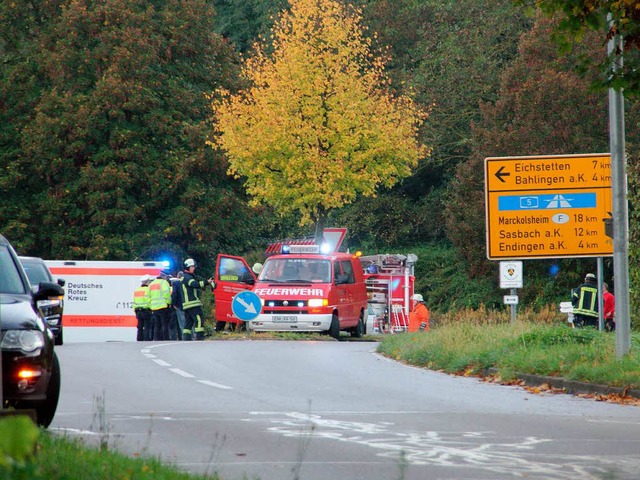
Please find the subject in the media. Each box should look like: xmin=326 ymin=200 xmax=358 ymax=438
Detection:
xmin=213 ymin=254 xmax=256 ymax=322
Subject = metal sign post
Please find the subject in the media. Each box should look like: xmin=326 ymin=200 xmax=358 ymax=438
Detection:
xmin=607 ymin=16 xmax=631 ymax=357
xmin=500 ymin=261 xmax=523 ymax=324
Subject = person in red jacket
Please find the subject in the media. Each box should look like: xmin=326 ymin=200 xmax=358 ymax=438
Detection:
xmin=408 ymin=293 xmax=429 ymax=333
xmin=603 ymin=282 xmax=615 ymax=332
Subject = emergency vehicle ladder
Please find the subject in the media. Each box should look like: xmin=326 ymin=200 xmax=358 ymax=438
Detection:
xmin=390 ymin=303 xmax=408 ymax=333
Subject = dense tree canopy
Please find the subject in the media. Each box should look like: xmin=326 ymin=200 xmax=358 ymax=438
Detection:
xmin=211 ymin=0 xmax=428 ymax=239
xmin=1 ymin=0 xmax=639 ymax=314
xmin=0 ymin=0 xmax=265 ymax=268
xmin=516 ymin=0 xmax=640 ymax=95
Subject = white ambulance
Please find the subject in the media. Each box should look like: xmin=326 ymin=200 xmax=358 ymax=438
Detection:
xmin=45 ymin=260 xmax=165 ymax=342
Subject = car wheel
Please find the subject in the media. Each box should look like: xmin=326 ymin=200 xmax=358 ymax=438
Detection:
xmin=329 ymin=314 xmax=340 ymax=340
xmin=34 ymin=353 xmax=61 ymax=428
xmin=351 ymin=314 xmax=364 ymax=338
xmin=55 ymin=329 xmax=63 ymax=346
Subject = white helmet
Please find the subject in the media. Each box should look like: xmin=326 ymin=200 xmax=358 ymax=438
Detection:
xmin=184 ymin=258 xmax=196 ymax=269
xmin=411 ymin=293 xmax=424 ymax=302
xmin=140 ymin=275 xmax=148 ymax=283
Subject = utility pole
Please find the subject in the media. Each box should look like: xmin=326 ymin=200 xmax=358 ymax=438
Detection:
xmin=607 ymin=15 xmax=631 ymax=357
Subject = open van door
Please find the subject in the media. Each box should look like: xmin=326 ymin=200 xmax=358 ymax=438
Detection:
xmin=214 ymin=254 xmax=256 ymax=324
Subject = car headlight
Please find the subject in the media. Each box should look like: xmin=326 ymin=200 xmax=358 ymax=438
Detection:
xmin=37 ymin=298 xmax=62 ymax=308
xmin=1 ymin=330 xmax=45 ymax=352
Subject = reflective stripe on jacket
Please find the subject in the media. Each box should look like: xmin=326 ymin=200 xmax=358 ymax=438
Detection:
xmin=133 ymin=285 xmax=150 ymax=309
xmin=572 ymin=285 xmax=598 ymax=317
xmin=181 ymin=271 xmax=206 ymax=310
xmin=148 ymin=278 xmax=171 ymax=311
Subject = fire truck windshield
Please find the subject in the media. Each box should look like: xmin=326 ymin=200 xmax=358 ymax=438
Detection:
xmin=259 ymin=258 xmax=331 ymax=284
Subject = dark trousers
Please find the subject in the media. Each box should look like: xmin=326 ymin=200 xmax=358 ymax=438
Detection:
xmin=152 ymin=307 xmax=172 ymax=340
xmin=144 ymin=311 xmax=155 ymax=341
xmin=183 ymin=306 xmax=205 ymax=340
xmin=167 ymin=309 xmax=178 ymax=340
xmin=135 ymin=309 xmax=151 ymax=341
xmin=574 ymin=314 xmax=598 ymax=328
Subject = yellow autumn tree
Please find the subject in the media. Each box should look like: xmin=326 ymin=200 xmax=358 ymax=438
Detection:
xmin=210 ymin=0 xmax=429 ymax=239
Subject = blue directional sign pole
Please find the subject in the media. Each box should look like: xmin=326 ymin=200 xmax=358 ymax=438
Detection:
xmin=231 ymin=290 xmax=262 ymax=336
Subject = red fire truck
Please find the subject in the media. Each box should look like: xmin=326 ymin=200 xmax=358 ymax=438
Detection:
xmin=213 ymin=244 xmax=368 ymax=338
xmin=212 ymin=230 xmax=417 ymax=337
xmin=360 ymin=253 xmax=418 ymax=334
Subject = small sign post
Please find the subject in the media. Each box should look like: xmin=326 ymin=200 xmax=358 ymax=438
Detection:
xmin=500 ymin=261 xmax=523 ymax=324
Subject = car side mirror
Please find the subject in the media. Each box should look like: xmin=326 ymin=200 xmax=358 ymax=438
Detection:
xmin=57 ymin=278 xmax=66 ymax=287
xmin=33 ymin=282 xmax=64 ymax=302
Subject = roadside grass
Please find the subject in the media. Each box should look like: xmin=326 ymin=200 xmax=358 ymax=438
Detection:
xmin=378 ymin=306 xmax=640 ymax=389
xmin=1 ymin=429 xmax=221 ymax=480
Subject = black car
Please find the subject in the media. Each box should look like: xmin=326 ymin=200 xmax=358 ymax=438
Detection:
xmin=1 ymin=235 xmax=62 ymax=427
xmin=19 ymin=256 xmax=65 ymax=346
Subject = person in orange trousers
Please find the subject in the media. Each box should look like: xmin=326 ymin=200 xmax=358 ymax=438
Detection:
xmin=408 ymin=293 xmax=429 ymax=332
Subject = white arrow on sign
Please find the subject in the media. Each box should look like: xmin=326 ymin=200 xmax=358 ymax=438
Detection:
xmin=236 ymin=296 xmax=257 ymax=314
xmin=503 ymin=295 xmax=519 ymax=305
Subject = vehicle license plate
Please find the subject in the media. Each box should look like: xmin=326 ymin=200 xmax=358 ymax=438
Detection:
xmin=273 ymin=315 xmax=298 ymax=323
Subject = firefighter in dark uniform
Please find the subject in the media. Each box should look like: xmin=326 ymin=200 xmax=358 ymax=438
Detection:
xmin=571 ymin=273 xmax=599 ymax=328
xmin=133 ymin=275 xmax=152 ymax=341
xmin=181 ymin=258 xmax=214 ymax=341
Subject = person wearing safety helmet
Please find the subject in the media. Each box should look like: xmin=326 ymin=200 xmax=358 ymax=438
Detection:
xmin=181 ymin=258 xmax=214 ymax=341
xmin=408 ymin=293 xmax=429 ymax=333
xmin=133 ymin=274 xmax=152 ymax=341
xmin=571 ymin=273 xmax=599 ymax=328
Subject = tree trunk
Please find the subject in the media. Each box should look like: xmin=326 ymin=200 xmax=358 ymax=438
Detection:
xmin=314 ymin=208 xmax=326 ymax=245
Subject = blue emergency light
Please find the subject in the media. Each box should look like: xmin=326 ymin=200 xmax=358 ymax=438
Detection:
xmin=281 ymin=245 xmax=291 ymax=254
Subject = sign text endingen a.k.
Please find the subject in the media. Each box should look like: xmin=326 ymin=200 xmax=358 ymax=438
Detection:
xmin=485 ymin=154 xmax=613 ymax=259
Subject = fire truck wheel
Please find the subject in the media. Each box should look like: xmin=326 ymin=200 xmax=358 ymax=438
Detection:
xmin=329 ymin=314 xmax=340 ymax=340
xmin=350 ymin=314 xmax=364 ymax=338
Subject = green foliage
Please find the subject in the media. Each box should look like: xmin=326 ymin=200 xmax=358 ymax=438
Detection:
xmin=2 ymin=433 xmax=219 ymax=480
xmin=213 ymin=0 xmax=287 ymax=53
xmin=407 ymin=243 xmax=502 ymax=312
xmin=379 ymin=321 xmax=640 ymax=388
xmin=363 ymin=0 xmax=531 ymax=190
xmin=445 ymin=15 xmax=617 ymax=276
xmin=330 ymin=190 xmax=446 ymax=251
xmin=0 ymin=416 xmax=39 ymax=468
xmin=515 ymin=0 xmax=640 ymax=96
xmin=0 ymin=0 xmax=272 ymax=263
xmin=516 ymin=324 xmax=601 ymax=347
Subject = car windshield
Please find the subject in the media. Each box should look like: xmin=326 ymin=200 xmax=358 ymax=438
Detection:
xmin=0 ymin=246 xmax=29 ymax=295
xmin=21 ymin=260 xmax=52 ymax=286
xmin=259 ymin=258 xmax=331 ymax=283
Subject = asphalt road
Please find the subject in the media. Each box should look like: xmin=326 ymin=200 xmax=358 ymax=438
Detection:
xmin=52 ymin=340 xmax=640 ymax=480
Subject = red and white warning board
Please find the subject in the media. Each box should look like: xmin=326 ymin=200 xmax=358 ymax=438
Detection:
xmin=46 ymin=260 xmax=164 ymax=343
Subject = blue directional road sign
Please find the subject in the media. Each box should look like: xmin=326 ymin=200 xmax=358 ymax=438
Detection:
xmin=231 ymin=290 xmax=262 ymax=322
